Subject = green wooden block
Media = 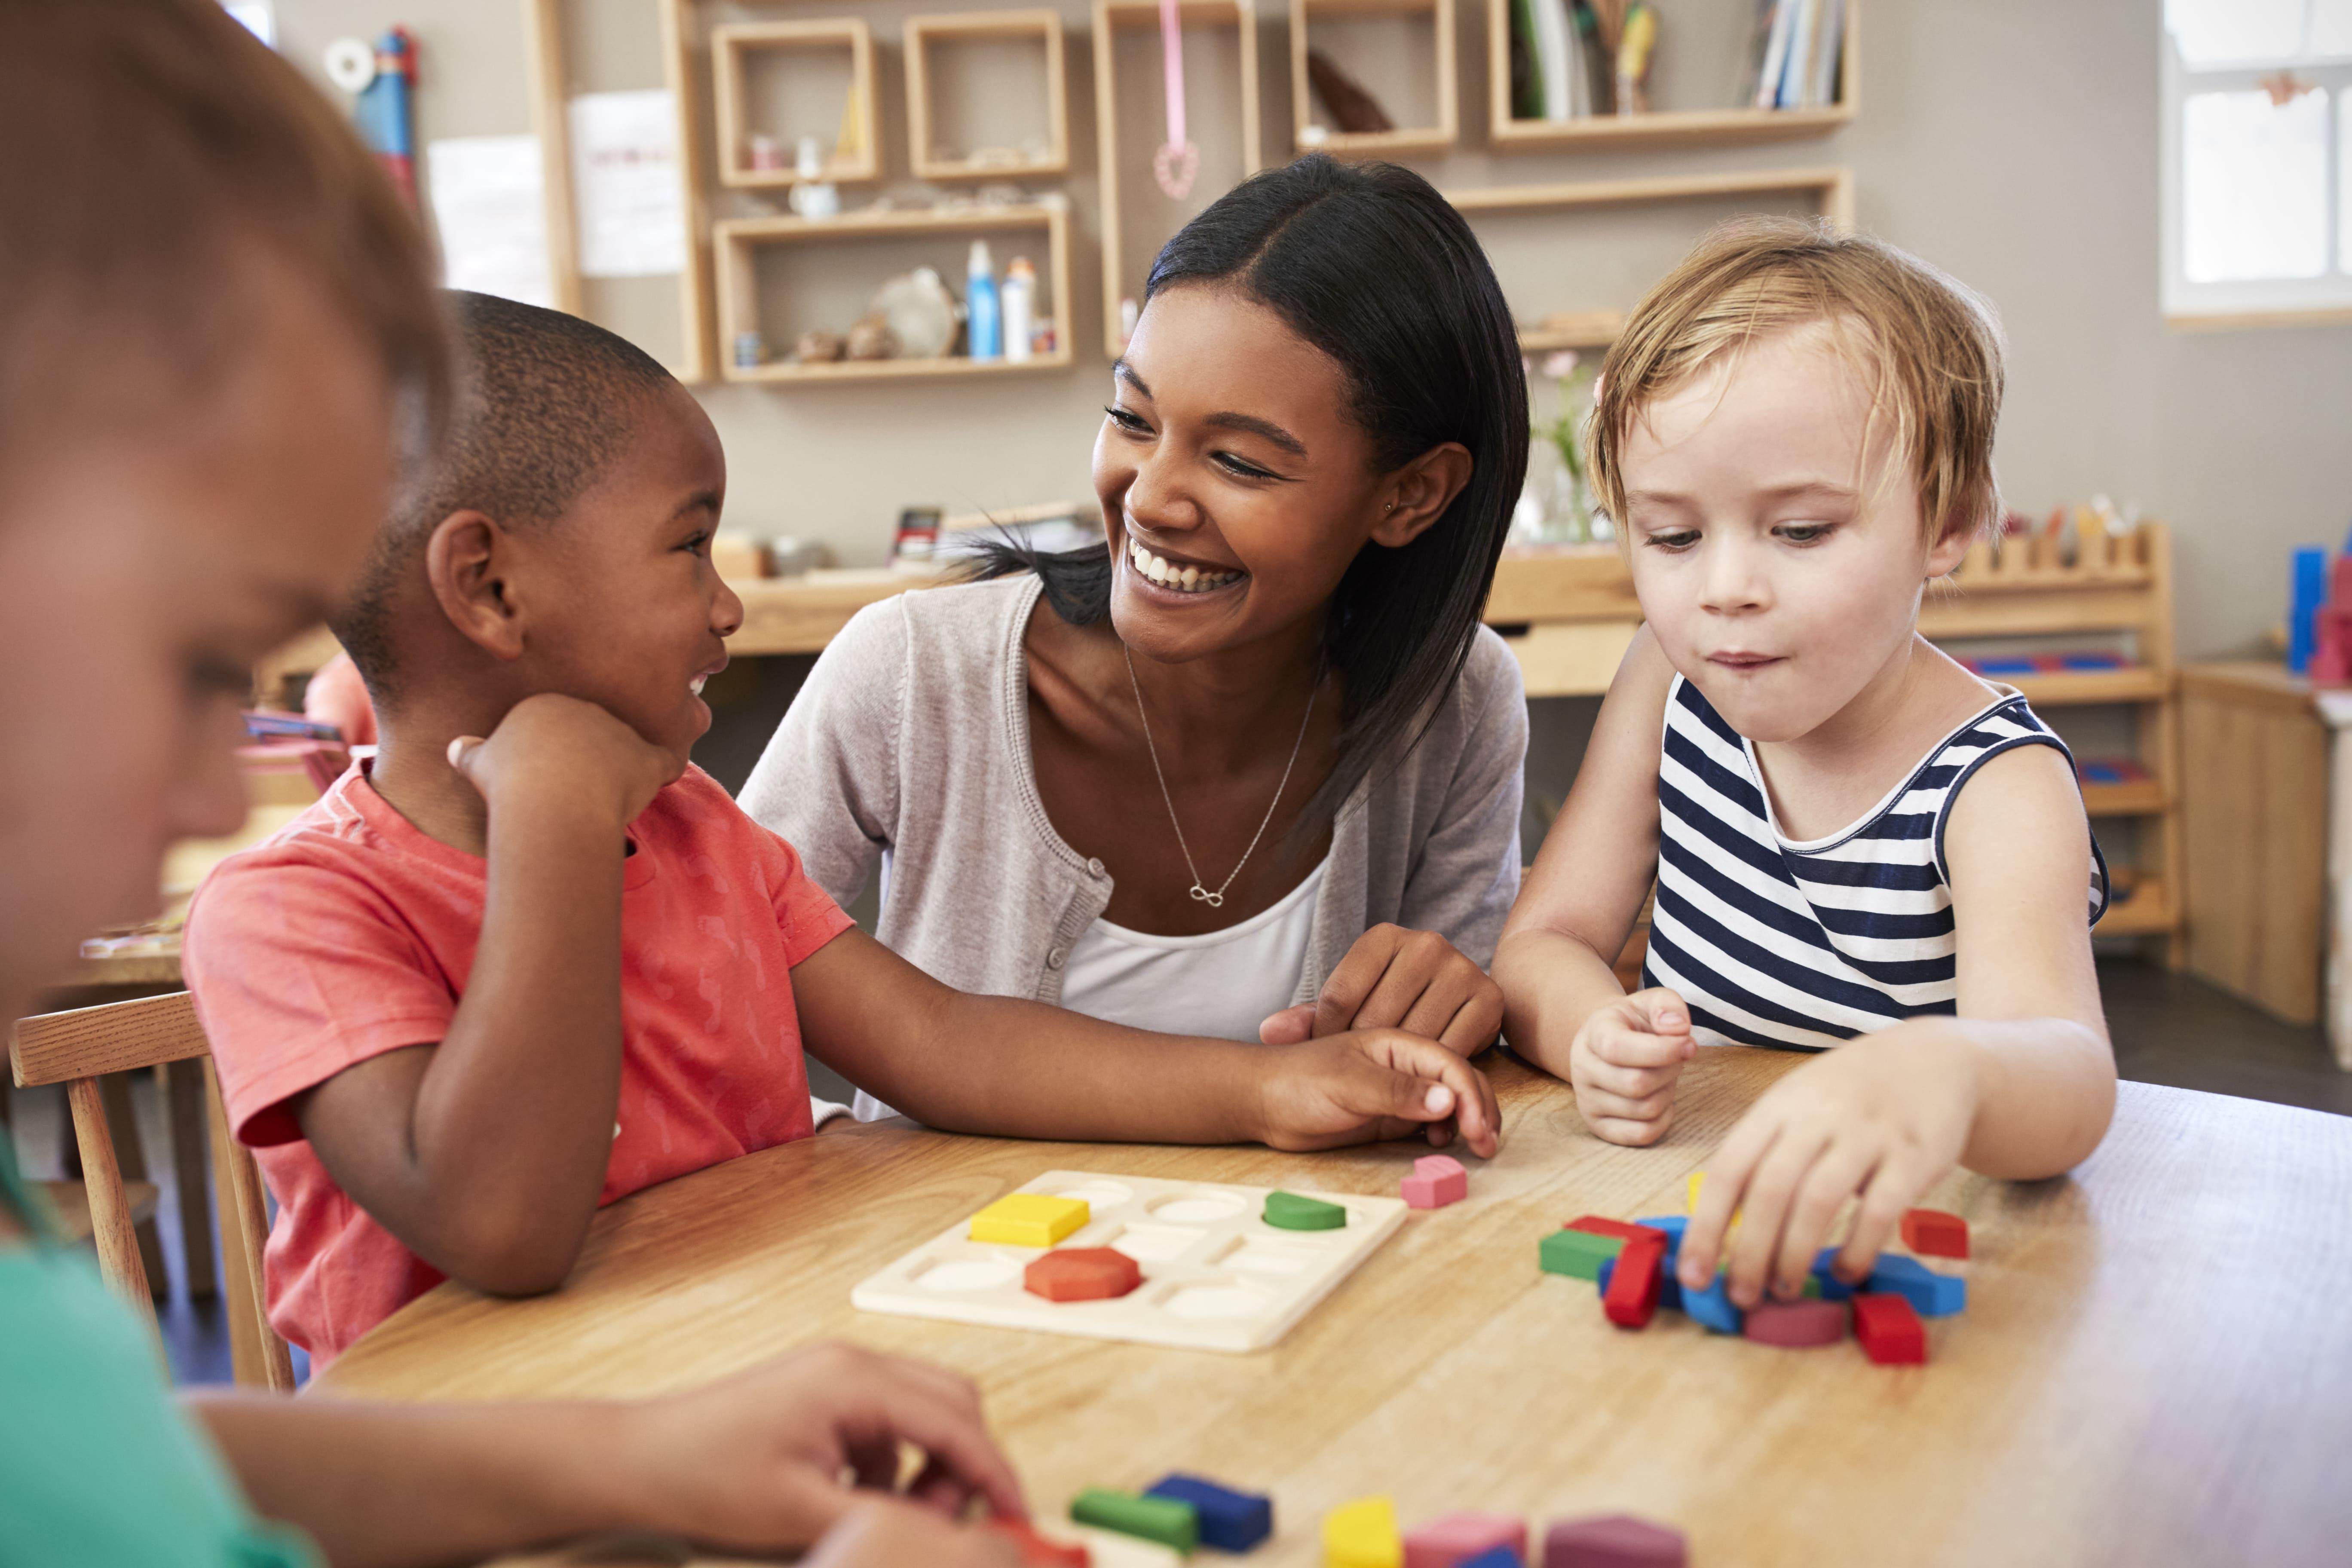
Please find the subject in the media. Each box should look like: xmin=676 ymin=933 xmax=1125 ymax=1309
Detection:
xmin=1072 ymin=1487 xmax=1199 ymax=1553
xmin=1539 ymin=1226 xmax=1625 ymax=1280
xmin=1263 ymin=1190 xmax=1348 ymax=1231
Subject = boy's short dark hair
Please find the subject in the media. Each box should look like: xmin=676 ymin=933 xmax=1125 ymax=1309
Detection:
xmin=0 ymin=0 xmax=447 ymax=467
xmin=334 ymin=292 xmax=679 ymax=701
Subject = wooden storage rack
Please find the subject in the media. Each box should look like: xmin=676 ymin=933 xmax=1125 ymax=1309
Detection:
xmin=710 ymin=19 xmax=881 ymax=187
xmin=1288 ymin=0 xmax=1458 ymax=158
xmin=1483 ymin=0 xmax=1859 ymax=153
xmin=714 ymin=202 xmax=1074 ymax=384
xmin=905 ymin=10 xmax=1070 ymax=181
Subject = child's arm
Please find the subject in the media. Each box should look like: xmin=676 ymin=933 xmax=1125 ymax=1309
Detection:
xmin=1678 ymin=742 xmax=2114 ymax=1307
xmin=290 ymin=695 xmax=683 ymax=1295
xmin=194 ymin=1341 xmax=1024 ymax=1567
xmin=1491 ymin=629 xmax=1695 ymax=1141
xmin=792 ymin=929 xmax=1502 ymax=1156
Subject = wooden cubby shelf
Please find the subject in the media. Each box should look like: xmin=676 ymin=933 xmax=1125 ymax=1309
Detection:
xmin=1289 ymin=0 xmax=1458 ymax=159
xmin=712 ymin=19 xmax=881 ymax=188
xmin=1484 ymin=0 xmax=1859 ymax=154
xmin=906 ymin=10 xmax=1070 ymax=181
xmin=1093 ymin=0 xmax=1263 ymax=358
xmin=1446 ymin=168 xmax=1852 ymax=355
xmin=714 ymin=204 xmax=1074 ymax=385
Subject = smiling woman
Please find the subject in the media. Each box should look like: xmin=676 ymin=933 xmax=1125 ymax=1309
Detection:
xmin=744 ymin=156 xmax=1531 ymax=1111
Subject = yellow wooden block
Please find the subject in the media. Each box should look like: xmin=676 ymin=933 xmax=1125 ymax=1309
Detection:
xmin=1323 ymin=1495 xmax=1400 ymax=1568
xmin=1687 ymin=1171 xmax=1740 ymax=1233
xmin=969 ymin=1193 xmax=1090 ymax=1247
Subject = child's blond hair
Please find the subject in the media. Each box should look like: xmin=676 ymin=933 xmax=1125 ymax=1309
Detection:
xmin=1589 ymin=217 xmax=2005 ymax=546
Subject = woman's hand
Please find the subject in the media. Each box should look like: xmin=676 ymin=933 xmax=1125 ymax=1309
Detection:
xmin=616 ymin=1342 xmax=1027 ymax=1554
xmin=1568 ymin=987 xmax=1694 ymax=1146
xmin=1249 ymin=1028 xmax=1501 ymax=1156
xmin=1677 ymin=1022 xmax=1979 ymax=1308
xmin=1259 ymin=925 xmax=1504 ymax=1055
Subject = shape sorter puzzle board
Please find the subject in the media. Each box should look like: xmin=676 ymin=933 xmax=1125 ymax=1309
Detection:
xmin=850 ymin=1170 xmax=1409 ymax=1353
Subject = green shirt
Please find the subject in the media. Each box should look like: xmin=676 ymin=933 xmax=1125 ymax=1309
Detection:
xmin=0 ymin=1142 xmax=318 ymax=1567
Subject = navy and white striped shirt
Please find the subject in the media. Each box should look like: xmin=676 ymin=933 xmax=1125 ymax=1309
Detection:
xmin=1642 ymin=674 xmax=2108 ymax=1052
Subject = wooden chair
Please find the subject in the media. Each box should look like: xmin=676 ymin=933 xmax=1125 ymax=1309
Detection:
xmin=9 ymin=991 xmax=295 ymax=1390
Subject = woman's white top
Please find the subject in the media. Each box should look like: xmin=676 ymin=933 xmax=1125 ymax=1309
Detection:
xmin=1057 ymin=857 xmax=1331 ymax=1041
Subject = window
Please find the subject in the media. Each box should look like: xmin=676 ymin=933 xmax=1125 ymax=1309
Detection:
xmin=2162 ymin=0 xmax=2352 ymax=326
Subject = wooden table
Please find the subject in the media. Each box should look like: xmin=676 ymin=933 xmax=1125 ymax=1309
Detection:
xmin=314 ymin=1051 xmax=2352 ymax=1567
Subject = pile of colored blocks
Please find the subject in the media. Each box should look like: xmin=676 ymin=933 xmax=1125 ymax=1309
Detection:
xmin=1020 ymin=1476 xmax=1686 ymax=1566
xmin=1537 ymin=1205 xmax=1970 ymax=1364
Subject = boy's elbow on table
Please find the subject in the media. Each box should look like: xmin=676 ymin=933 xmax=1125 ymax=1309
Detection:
xmin=426 ymin=1203 xmax=594 ymax=1299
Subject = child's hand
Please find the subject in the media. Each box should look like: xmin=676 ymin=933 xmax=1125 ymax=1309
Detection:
xmin=1251 ymin=1029 xmax=1501 ymax=1157
xmin=1678 ymin=1023 xmax=1978 ymax=1308
xmin=447 ymin=692 xmax=684 ymax=828
xmin=1257 ymin=924 xmax=1504 ymax=1057
xmin=1568 ymin=987 xmax=1694 ymax=1145
xmin=618 ymin=1341 xmax=1027 ymax=1553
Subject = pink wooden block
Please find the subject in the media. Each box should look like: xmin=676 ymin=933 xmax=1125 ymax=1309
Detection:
xmin=1403 ymin=1154 xmax=1469 ymax=1210
xmin=1544 ymin=1514 xmax=1686 ymax=1568
xmin=1404 ymin=1511 xmax=1527 ymax=1568
xmin=1742 ymin=1298 xmax=1848 ymax=1348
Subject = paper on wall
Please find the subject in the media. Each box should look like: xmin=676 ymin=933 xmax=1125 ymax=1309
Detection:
xmin=424 ymin=134 xmax=553 ymax=307
xmin=569 ymin=89 xmax=686 ymax=279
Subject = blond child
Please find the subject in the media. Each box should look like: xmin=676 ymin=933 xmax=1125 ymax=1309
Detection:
xmin=1496 ymin=219 xmax=2114 ymax=1310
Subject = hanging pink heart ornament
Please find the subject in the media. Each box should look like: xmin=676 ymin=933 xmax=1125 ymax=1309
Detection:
xmin=1152 ymin=0 xmax=1198 ymax=199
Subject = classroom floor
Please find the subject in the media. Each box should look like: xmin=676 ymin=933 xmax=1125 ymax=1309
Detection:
xmin=6 ymin=957 xmax=2344 ymax=1388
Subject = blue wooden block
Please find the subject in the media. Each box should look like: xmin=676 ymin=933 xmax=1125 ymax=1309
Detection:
xmin=1632 ymin=1215 xmax=1687 ymax=1264
xmin=1683 ymin=1273 xmax=1743 ymax=1334
xmin=1145 ymin=1473 xmax=1272 ymax=1553
xmin=1865 ymin=1253 xmax=1967 ymax=1317
xmin=1459 ymin=1548 xmax=1522 ymax=1568
xmin=1810 ymin=1247 xmax=1861 ymax=1302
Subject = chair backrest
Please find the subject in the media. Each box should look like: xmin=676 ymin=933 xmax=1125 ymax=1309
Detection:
xmin=10 ymin=991 xmax=295 ymax=1391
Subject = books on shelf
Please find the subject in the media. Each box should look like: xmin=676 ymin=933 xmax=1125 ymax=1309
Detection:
xmin=1510 ymin=0 xmax=1606 ymax=122
xmin=1740 ymin=0 xmax=1844 ymax=110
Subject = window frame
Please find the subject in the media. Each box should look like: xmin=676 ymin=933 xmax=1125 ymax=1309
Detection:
xmin=2160 ymin=25 xmax=2352 ymax=330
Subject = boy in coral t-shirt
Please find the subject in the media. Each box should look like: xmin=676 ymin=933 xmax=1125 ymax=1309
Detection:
xmin=184 ymin=293 xmax=1500 ymax=1366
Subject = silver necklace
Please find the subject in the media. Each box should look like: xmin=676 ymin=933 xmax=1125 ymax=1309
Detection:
xmin=1122 ymin=645 xmax=1317 ymax=909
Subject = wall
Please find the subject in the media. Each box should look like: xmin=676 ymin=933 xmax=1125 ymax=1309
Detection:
xmin=268 ymin=0 xmax=2351 ymax=662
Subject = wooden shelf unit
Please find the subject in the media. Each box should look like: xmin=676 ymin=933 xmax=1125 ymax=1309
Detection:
xmin=1483 ymin=0 xmax=1859 ymax=153
xmin=1289 ymin=0 xmax=1458 ymax=159
xmin=711 ymin=19 xmax=881 ymax=188
xmin=519 ymin=0 xmax=713 ymax=384
xmin=1446 ymin=168 xmax=1853 ymax=355
xmin=905 ymin=10 xmax=1070 ymax=181
xmin=713 ymin=203 xmax=1074 ymax=385
xmin=1092 ymin=0 xmax=1263 ymax=359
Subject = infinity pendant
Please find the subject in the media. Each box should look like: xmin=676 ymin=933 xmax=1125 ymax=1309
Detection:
xmin=1190 ymin=885 xmax=1223 ymax=907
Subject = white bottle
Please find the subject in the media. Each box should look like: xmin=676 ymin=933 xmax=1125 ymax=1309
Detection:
xmin=1001 ymin=257 xmax=1035 ymax=364
xmin=787 ymin=135 xmax=838 ymax=219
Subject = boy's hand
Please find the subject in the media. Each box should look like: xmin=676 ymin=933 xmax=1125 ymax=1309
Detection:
xmin=1678 ymin=1023 xmax=1978 ymax=1309
xmin=1258 ymin=924 xmax=1504 ymax=1057
xmin=1569 ymin=987 xmax=1694 ymax=1146
xmin=447 ymin=692 xmax=683 ymax=829
xmin=1252 ymin=1029 xmax=1501 ymax=1157
xmin=618 ymin=1342 xmax=1026 ymax=1553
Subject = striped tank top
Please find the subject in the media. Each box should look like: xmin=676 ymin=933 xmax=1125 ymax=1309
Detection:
xmin=1642 ymin=674 xmax=2108 ymax=1052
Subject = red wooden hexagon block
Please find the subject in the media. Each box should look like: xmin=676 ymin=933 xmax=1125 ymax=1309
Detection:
xmin=1023 ymin=1246 xmax=1142 ymax=1303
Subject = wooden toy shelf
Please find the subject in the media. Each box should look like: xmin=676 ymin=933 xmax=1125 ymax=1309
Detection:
xmin=711 ymin=19 xmax=881 ymax=188
xmin=905 ymin=9 xmax=1071 ymax=181
xmin=1288 ymin=0 xmax=1458 ymax=159
xmin=1482 ymin=0 xmax=1859 ymax=154
xmin=713 ymin=203 xmax=1074 ymax=385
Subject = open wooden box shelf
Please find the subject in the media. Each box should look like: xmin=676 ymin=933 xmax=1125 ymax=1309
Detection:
xmin=1482 ymin=0 xmax=1859 ymax=154
xmin=1289 ymin=0 xmax=1458 ymax=158
xmin=712 ymin=18 xmax=881 ymax=188
xmin=714 ymin=203 xmax=1074 ymax=385
xmin=906 ymin=9 xmax=1071 ymax=181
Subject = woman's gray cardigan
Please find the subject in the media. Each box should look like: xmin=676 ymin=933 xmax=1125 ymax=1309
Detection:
xmin=740 ymin=573 xmax=1528 ymax=1020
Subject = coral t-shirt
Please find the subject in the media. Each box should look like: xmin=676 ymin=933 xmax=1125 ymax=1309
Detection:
xmin=182 ymin=762 xmax=853 ymax=1367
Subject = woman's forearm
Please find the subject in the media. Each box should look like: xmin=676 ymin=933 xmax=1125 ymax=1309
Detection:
xmin=194 ymin=1393 xmax=643 ymax=1568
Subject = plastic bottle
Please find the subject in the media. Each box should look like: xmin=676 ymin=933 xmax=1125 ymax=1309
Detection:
xmin=965 ymin=240 xmax=1001 ymax=362
xmin=1001 ymin=256 xmax=1035 ymax=364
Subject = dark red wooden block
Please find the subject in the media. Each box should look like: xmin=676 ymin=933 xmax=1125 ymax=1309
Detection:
xmin=1901 ymin=1207 xmax=1970 ymax=1259
xmin=1023 ymin=1246 xmax=1143 ymax=1303
xmin=1853 ymin=1292 xmax=1928 ymax=1364
xmin=1602 ymin=1234 xmax=1665 ymax=1328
